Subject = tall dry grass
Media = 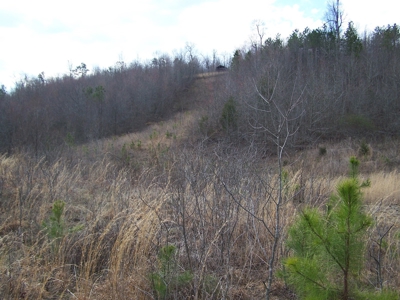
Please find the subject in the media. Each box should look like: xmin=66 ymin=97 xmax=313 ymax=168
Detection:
xmin=0 ymin=131 xmax=399 ymax=299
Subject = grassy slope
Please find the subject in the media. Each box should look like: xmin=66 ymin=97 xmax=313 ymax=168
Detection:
xmin=0 ymin=74 xmax=399 ymax=299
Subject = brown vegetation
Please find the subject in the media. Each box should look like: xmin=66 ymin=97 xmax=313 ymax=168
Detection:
xmin=0 ymin=18 xmax=400 ymax=299
xmin=0 ymin=111 xmax=399 ymax=298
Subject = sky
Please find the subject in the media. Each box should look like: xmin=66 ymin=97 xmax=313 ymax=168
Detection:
xmin=0 ymin=0 xmax=398 ymax=91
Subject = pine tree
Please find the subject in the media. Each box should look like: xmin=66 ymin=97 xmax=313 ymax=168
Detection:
xmin=344 ymin=21 xmax=363 ymax=57
xmin=283 ymin=157 xmax=397 ymax=299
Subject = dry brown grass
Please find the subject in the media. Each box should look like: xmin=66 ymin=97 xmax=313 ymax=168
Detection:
xmin=1 ymin=122 xmax=400 ymax=299
xmin=195 ymin=71 xmax=228 ymax=79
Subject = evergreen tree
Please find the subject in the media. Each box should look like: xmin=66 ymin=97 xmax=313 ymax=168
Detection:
xmin=231 ymin=50 xmax=241 ymax=71
xmin=287 ymin=29 xmax=304 ymax=51
xmin=220 ymin=96 xmax=238 ymax=132
xmin=344 ymin=21 xmax=363 ymax=57
xmin=283 ymin=157 xmax=398 ymax=299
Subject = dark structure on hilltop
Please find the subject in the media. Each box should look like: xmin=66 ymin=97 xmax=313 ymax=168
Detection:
xmin=216 ymin=65 xmax=228 ymax=72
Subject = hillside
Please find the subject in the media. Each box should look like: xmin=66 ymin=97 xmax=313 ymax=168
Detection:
xmin=1 ymin=69 xmax=400 ymax=298
xmin=1 ymin=21 xmax=400 ymax=299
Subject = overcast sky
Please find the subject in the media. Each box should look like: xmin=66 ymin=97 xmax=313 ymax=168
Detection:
xmin=0 ymin=0 xmax=398 ymax=91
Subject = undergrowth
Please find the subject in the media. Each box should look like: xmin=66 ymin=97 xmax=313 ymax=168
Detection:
xmin=0 ymin=136 xmax=399 ymax=299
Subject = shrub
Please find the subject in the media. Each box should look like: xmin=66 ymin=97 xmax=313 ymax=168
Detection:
xmin=43 ymin=200 xmax=66 ymax=240
xmin=42 ymin=200 xmax=83 ymax=247
xmin=199 ymin=115 xmax=210 ymax=135
xmin=319 ymin=146 xmax=327 ymax=156
xmin=340 ymin=114 xmax=375 ymax=134
xmin=220 ymin=97 xmax=238 ymax=131
xmin=358 ymin=140 xmax=371 ymax=157
xmin=150 ymin=245 xmax=193 ymax=299
xmin=65 ymin=132 xmax=76 ymax=147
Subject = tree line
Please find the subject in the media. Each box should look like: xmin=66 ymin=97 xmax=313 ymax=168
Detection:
xmin=200 ymin=21 xmax=400 ymax=151
xmin=0 ymin=52 xmax=206 ymax=156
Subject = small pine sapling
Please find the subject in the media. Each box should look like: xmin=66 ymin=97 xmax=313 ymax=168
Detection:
xmin=43 ymin=200 xmax=66 ymax=240
xmin=150 ymin=245 xmax=193 ymax=299
xmin=282 ymin=157 xmax=395 ymax=299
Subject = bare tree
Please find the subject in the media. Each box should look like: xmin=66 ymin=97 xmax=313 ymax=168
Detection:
xmin=253 ymin=72 xmax=306 ymax=299
xmin=325 ymin=0 xmax=345 ymax=42
xmin=251 ymin=19 xmax=266 ymax=49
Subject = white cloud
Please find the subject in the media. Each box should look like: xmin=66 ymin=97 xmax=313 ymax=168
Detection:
xmin=341 ymin=0 xmax=398 ymax=32
xmin=173 ymin=0 xmax=322 ymax=55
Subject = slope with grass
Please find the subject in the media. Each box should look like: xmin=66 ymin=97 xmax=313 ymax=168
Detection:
xmin=0 ymin=72 xmax=400 ymax=299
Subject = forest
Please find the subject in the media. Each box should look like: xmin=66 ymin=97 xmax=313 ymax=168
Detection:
xmin=0 ymin=2 xmax=400 ymax=299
